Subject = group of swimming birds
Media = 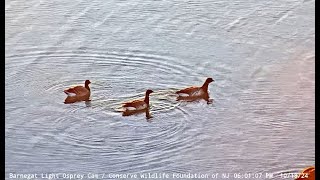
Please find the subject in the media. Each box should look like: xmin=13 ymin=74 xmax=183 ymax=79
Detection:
xmin=63 ymin=78 xmax=316 ymax=179
xmin=64 ymin=77 xmax=214 ymax=117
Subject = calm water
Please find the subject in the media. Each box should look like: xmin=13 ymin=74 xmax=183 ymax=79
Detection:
xmin=5 ymin=0 xmax=314 ymax=179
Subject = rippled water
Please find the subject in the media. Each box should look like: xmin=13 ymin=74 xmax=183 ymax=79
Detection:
xmin=5 ymin=0 xmax=314 ymax=179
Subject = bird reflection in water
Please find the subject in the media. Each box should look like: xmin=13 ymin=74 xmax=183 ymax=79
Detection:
xmin=176 ymin=95 xmax=213 ymax=104
xmin=122 ymin=107 xmax=152 ymax=120
xmin=84 ymin=100 xmax=92 ymax=107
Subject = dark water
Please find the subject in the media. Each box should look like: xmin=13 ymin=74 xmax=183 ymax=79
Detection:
xmin=5 ymin=0 xmax=314 ymax=179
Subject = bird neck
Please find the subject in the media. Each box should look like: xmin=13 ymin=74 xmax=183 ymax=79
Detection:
xmin=85 ymin=84 xmax=90 ymax=91
xmin=144 ymin=94 xmax=150 ymax=104
xmin=201 ymin=82 xmax=209 ymax=92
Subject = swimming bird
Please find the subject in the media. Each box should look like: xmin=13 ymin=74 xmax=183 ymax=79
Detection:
xmin=176 ymin=77 xmax=214 ymax=104
xmin=122 ymin=89 xmax=153 ymax=112
xmin=64 ymin=80 xmax=91 ymax=104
